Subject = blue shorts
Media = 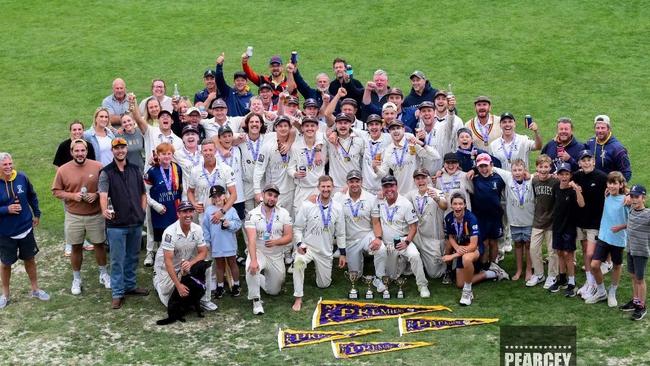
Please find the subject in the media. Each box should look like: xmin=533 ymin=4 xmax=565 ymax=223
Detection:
xmin=478 ymin=217 xmax=503 ymax=241
xmin=511 ymin=226 xmax=532 ymax=243
xmin=552 ymin=231 xmax=576 ymax=252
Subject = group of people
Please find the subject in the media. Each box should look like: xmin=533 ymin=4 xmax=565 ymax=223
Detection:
xmin=0 ymin=51 xmax=647 ymax=322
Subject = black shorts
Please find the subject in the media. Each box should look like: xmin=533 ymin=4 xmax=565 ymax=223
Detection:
xmin=627 ymin=253 xmax=648 ymax=280
xmin=593 ymin=240 xmax=624 ymax=265
xmin=552 ymin=231 xmax=576 ymax=252
xmin=456 ymin=255 xmax=481 ymax=274
xmin=0 ymin=230 xmax=39 ymax=266
xmin=233 ymin=202 xmax=246 ymax=220
xmin=478 ymin=217 xmax=503 ymax=241
xmin=153 ymin=228 xmax=165 ymax=242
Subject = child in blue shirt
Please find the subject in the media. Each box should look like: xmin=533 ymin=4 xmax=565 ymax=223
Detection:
xmin=203 ymin=185 xmax=242 ymax=298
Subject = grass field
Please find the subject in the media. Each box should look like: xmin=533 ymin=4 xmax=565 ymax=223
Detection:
xmin=1 ymin=0 xmax=650 ymax=365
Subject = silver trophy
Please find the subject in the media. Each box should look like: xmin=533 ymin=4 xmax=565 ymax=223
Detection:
xmin=344 ymin=271 xmax=360 ymax=299
xmin=382 ymin=276 xmax=391 ymax=299
xmin=363 ymin=275 xmax=374 ymax=299
xmin=395 ymin=277 xmax=406 ymax=299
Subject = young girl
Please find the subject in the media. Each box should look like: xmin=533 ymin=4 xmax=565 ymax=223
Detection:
xmin=585 ymin=171 xmax=628 ymax=306
xmin=202 ymin=185 xmax=242 ymax=298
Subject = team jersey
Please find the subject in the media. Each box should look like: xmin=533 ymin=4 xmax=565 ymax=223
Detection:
xmin=444 ymin=210 xmax=480 ymax=246
xmin=173 ymin=147 xmax=203 ymax=199
xmin=377 ymin=137 xmax=439 ymax=195
xmin=372 ymin=195 xmax=419 ymax=244
xmin=359 ymin=132 xmax=392 ymax=194
xmin=154 ymin=221 xmax=206 ymax=275
xmin=238 ymin=134 xmax=267 ymax=201
xmin=200 ymin=117 xmax=242 ymax=140
xmin=416 ymin=114 xmax=464 ymax=172
xmin=216 ymin=145 xmax=245 ymax=204
xmin=405 ymin=188 xmax=446 ymax=240
xmin=492 ymin=168 xmax=535 ymax=227
xmin=326 ymin=133 xmax=365 ymax=188
xmin=188 ymin=162 xmax=235 ymax=207
xmin=253 ymin=138 xmax=296 ymax=195
xmin=333 ymin=190 xmax=377 ymax=243
xmin=144 ymin=163 xmax=183 ymax=229
xmin=489 ymin=133 xmax=537 ymax=170
xmin=294 ymin=200 xmax=346 ymax=255
xmin=436 ymin=169 xmax=473 ymax=213
xmin=244 ymin=204 xmax=293 ymax=256
xmin=465 ymin=114 xmax=502 ymax=148
xmin=470 ymin=171 xmax=506 ymax=218
xmin=287 ymin=139 xmax=328 ymax=189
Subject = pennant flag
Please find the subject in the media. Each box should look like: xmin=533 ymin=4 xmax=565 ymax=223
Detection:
xmin=311 ymin=298 xmax=451 ymax=329
xmin=331 ymin=340 xmax=433 ymax=359
xmin=277 ymin=328 xmax=382 ymax=349
xmin=398 ymin=316 xmax=499 ymax=335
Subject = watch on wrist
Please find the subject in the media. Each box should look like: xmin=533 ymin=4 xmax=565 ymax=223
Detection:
xmin=220 ymin=208 xmax=226 ymax=214
xmin=376 ymin=236 xmax=383 ymax=241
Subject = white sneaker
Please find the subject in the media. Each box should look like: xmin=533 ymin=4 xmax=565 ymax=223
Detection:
xmin=607 ymin=288 xmax=618 ymax=308
xmin=0 ymin=294 xmax=8 ymax=309
xmin=490 ymin=263 xmax=510 ymax=281
xmin=503 ymin=242 xmax=513 ymax=253
xmin=252 ymin=299 xmax=264 ymax=315
xmin=581 ymin=284 xmax=597 ymax=300
xmin=71 ymin=278 xmax=82 ymax=295
xmin=526 ymin=274 xmax=546 ymax=287
xmin=200 ymin=300 xmax=218 ymax=311
xmin=601 ymin=261 xmax=613 ymax=275
xmin=543 ymin=276 xmax=556 ymax=290
xmin=31 ymin=289 xmax=50 ymax=301
xmin=585 ymin=289 xmax=607 ymax=304
xmin=460 ymin=289 xmax=473 ymax=306
xmin=144 ymin=251 xmax=154 ymax=267
xmin=99 ymin=273 xmax=111 ymax=289
xmin=373 ymin=277 xmax=386 ymax=293
xmin=419 ymin=286 xmax=430 ymax=298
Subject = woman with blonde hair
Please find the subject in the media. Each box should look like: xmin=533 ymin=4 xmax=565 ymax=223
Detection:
xmin=83 ymin=107 xmax=115 ymax=167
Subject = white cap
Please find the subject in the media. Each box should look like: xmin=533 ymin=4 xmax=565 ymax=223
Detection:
xmin=382 ymin=102 xmax=397 ymax=112
xmin=594 ymin=114 xmax=610 ymax=126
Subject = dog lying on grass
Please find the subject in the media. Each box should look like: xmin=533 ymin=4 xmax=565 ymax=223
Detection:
xmin=157 ymin=260 xmax=212 ymax=325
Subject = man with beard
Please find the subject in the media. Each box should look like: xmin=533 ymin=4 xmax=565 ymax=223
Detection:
xmin=238 ymin=113 xmax=268 ymax=212
xmin=138 ymin=79 xmax=173 ymax=114
xmin=193 ymin=69 xmax=218 ymax=107
xmin=242 ymin=54 xmax=295 ymax=102
xmin=102 ymin=78 xmax=129 ymax=127
xmin=465 ymin=96 xmax=502 ymax=148
xmin=327 ymin=57 xmax=364 ymax=112
xmin=52 ymin=139 xmax=111 ymax=296
xmin=292 ymin=176 xmax=346 ymax=311
xmin=98 ymin=138 xmax=149 ymax=309
xmin=415 ymin=93 xmax=464 ymax=172
xmin=244 ymin=184 xmax=293 ymax=315
xmin=374 ymin=175 xmax=431 ymax=298
xmin=403 ymin=71 xmax=437 ymax=108
xmin=326 ymin=113 xmax=366 ymax=191
xmin=584 ymin=115 xmax=632 ymax=181
xmin=286 ymin=62 xmax=329 ymax=107
xmin=489 ymin=112 xmax=542 ymax=170
xmin=541 ymin=117 xmax=584 ymax=172
xmin=215 ymin=52 xmax=253 ymax=117
xmin=288 ymin=117 xmax=328 ymax=214
xmin=174 ymin=125 xmax=203 ymax=200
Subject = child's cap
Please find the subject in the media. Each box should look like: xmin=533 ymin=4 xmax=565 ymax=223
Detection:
xmin=476 ymin=153 xmax=492 ymax=166
xmin=209 ymin=185 xmax=226 ymax=198
xmin=556 ymin=162 xmax=572 ymax=173
xmin=630 ymin=185 xmax=646 ymax=197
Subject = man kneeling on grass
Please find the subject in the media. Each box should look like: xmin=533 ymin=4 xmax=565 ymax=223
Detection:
xmin=442 ymin=193 xmax=507 ymax=306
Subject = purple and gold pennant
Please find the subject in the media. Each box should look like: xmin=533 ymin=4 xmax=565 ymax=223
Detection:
xmin=277 ymin=328 xmax=381 ymax=349
xmin=331 ymin=340 xmax=433 ymax=359
xmin=311 ymin=298 xmax=451 ymax=329
xmin=398 ymin=316 xmax=499 ymax=335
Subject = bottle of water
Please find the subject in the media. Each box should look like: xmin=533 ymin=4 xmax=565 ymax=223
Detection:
xmin=173 ymin=84 xmax=180 ymax=99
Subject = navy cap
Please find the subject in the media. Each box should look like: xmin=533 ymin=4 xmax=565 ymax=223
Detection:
xmin=177 ymin=201 xmax=195 ymax=211
xmin=274 ymin=115 xmax=291 ymax=126
xmin=579 ymin=150 xmax=593 ymax=160
xmin=269 ymin=55 xmax=283 ymax=65
xmin=366 ymin=114 xmax=383 ymax=124
xmin=556 ymin=162 xmax=572 ymax=173
xmin=346 ymin=169 xmax=362 ymax=181
xmin=286 ymin=96 xmax=299 ymax=105
xmin=301 ymin=116 xmax=319 ymax=126
xmin=381 ymin=175 xmax=398 ymax=186
xmin=158 ymin=110 xmax=173 ymax=118
xmin=335 ymin=113 xmax=353 ymax=122
xmin=630 ymin=185 xmax=647 ymax=196
xmin=259 ymin=83 xmax=272 ymax=91
xmin=181 ymin=125 xmax=200 ymax=136
xmin=209 ymin=185 xmax=226 ymax=198
xmin=218 ymin=125 xmax=233 ymax=136
xmin=387 ymin=120 xmax=404 ymax=129
xmin=303 ymin=98 xmax=318 ymax=108
xmin=233 ymin=71 xmax=247 ymax=80
xmin=418 ymin=101 xmax=435 ymax=110
xmin=500 ymin=112 xmax=515 ymax=121
xmin=444 ymin=152 xmax=459 ymax=163
xmin=204 ymin=69 xmax=216 ymax=78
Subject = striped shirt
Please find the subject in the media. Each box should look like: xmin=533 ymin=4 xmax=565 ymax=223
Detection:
xmin=627 ymin=208 xmax=650 ymax=257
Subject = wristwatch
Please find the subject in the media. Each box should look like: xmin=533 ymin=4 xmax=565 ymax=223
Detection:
xmin=220 ymin=208 xmax=226 ymax=214
xmin=375 ymin=236 xmax=383 ymax=241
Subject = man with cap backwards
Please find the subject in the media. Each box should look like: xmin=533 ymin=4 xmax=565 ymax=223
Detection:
xmin=215 ymin=52 xmax=253 ymax=117
xmin=375 ymin=120 xmax=439 ymax=195
xmin=292 ymin=175 xmax=346 ymax=311
xmin=288 ymin=117 xmax=328 ymax=214
xmin=465 ymin=96 xmax=502 ymax=148
xmin=326 ymin=112 xmax=366 ymax=191
xmin=215 ymin=125 xmax=246 ymax=221
xmin=373 ymin=175 xmax=431 ymax=297
xmin=403 ymin=70 xmax=438 ymax=109
xmin=584 ymin=115 xmax=632 ymax=181
xmin=193 ymin=68 xmax=218 ymax=107
xmin=241 ymin=52 xmax=296 ymax=103
xmin=254 ymin=116 xmax=297 ymax=216
xmin=488 ymin=112 xmax=542 ymax=170
xmin=540 ymin=117 xmax=584 ymax=172
xmin=453 ymin=127 xmax=501 ymax=172
xmin=152 ymin=201 xmax=217 ymax=311
xmin=52 ymin=139 xmax=111 ymax=296
xmin=415 ymin=94 xmax=464 ymax=172
xmin=244 ymin=183 xmax=293 ymax=315
xmin=333 ymin=170 xmax=388 ymax=293
xmin=200 ymin=98 xmax=242 ymax=141
xmin=174 ymin=125 xmax=203 ymax=200
xmin=360 ymin=114 xmax=392 ymax=195
xmin=98 ymin=138 xmax=149 ymax=309
xmin=406 ymin=168 xmax=449 ymax=279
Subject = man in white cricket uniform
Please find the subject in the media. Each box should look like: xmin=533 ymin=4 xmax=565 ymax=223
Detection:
xmin=436 ymin=152 xmax=473 ymax=214
xmin=288 ymin=117 xmax=328 ymax=214
xmin=199 ymin=99 xmax=242 ymax=140
xmin=326 ymin=113 xmax=365 ymax=191
xmin=360 ymin=114 xmax=392 ymax=195
xmin=216 ymin=125 xmax=246 ymax=219
xmin=415 ymin=94 xmax=463 ymax=172
xmin=488 ymin=112 xmax=541 ymax=170
xmin=292 ymin=176 xmax=347 ymax=311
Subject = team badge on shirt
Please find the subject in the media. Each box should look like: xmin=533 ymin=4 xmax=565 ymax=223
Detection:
xmin=257 ymin=154 xmax=265 ymax=163
xmin=164 ymin=234 xmax=172 ymax=243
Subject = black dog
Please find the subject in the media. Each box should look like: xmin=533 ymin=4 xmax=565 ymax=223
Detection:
xmin=157 ymin=260 xmax=212 ymax=325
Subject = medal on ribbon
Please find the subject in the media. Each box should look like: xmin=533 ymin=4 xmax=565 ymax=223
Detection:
xmin=319 ymin=199 xmax=332 ymax=232
xmin=391 ymin=143 xmax=408 ymax=169
xmin=383 ymin=204 xmax=398 ymax=224
xmin=246 ymin=137 xmax=261 ymax=162
xmin=159 ymin=166 xmax=173 ymax=193
xmin=304 ymin=147 xmax=316 ymax=170
xmin=346 ymin=198 xmax=362 ymax=222
xmin=416 ymin=195 xmax=427 ymax=215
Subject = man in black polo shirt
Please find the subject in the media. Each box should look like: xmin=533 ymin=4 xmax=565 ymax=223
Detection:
xmin=98 ymin=137 xmax=149 ymax=309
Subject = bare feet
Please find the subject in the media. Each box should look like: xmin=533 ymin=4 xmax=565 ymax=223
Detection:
xmin=512 ymin=272 xmax=521 ymax=281
xmin=292 ymin=298 xmax=302 ymax=312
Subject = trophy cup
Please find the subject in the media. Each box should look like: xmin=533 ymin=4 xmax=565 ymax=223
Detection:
xmin=363 ymin=275 xmax=374 ymax=299
xmin=344 ymin=271 xmax=360 ymax=299
xmin=395 ymin=277 xmax=406 ymax=299
xmin=382 ymin=276 xmax=391 ymax=299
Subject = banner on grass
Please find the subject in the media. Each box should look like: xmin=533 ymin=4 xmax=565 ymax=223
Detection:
xmin=331 ymin=340 xmax=433 ymax=359
xmin=277 ymin=328 xmax=382 ymax=349
xmin=311 ymin=298 xmax=451 ymax=328
xmin=398 ymin=316 xmax=499 ymax=335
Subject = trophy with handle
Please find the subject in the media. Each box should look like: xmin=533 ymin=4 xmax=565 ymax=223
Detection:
xmin=344 ymin=271 xmax=360 ymax=299
xmin=395 ymin=277 xmax=406 ymax=299
xmin=363 ymin=275 xmax=374 ymax=299
xmin=382 ymin=276 xmax=391 ymax=299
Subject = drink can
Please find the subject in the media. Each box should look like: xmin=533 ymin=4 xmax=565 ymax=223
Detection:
xmin=525 ymin=115 xmax=533 ymax=129
xmin=246 ymin=46 xmax=253 ymax=57
xmin=290 ymin=51 xmax=298 ymax=64
xmin=393 ymin=237 xmax=401 ymax=245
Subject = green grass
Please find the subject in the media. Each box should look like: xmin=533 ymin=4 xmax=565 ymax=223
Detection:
xmin=1 ymin=0 xmax=650 ymax=364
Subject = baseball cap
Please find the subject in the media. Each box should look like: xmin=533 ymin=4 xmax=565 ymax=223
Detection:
xmin=274 ymin=115 xmax=291 ymax=127
xmin=177 ymin=201 xmax=195 ymax=211
xmin=158 ymin=110 xmax=173 ymax=118
xmin=301 ymin=116 xmax=319 ymax=126
xmin=418 ymin=101 xmax=435 ymax=110
xmin=579 ymin=150 xmax=593 ymax=160
xmin=181 ymin=125 xmax=200 ymax=137
xmin=444 ymin=152 xmax=459 ymax=163
xmin=474 ymin=95 xmax=491 ymax=104
xmin=303 ymin=98 xmax=318 ymax=108
xmin=500 ymin=112 xmax=515 ymax=121
xmin=387 ymin=88 xmax=403 ymax=98
xmin=218 ymin=125 xmax=233 ymax=136
xmin=259 ymin=83 xmax=273 ymax=91
xmin=111 ymin=137 xmax=127 ymax=148
xmin=594 ymin=114 xmax=610 ymax=126
xmin=433 ymin=90 xmax=448 ymax=99
xmin=630 ymin=184 xmax=647 ymax=196
xmin=204 ymin=69 xmax=216 ymax=78
xmin=382 ymin=102 xmax=397 ymax=112
xmin=556 ymin=162 xmax=572 ymax=173
xmin=456 ymin=127 xmax=472 ymax=137
xmin=387 ymin=120 xmax=404 ymax=129
xmin=262 ymin=183 xmax=281 ymax=195
xmin=210 ymin=98 xmax=227 ymax=109
xmin=335 ymin=113 xmax=353 ymax=122
xmin=269 ymin=55 xmax=283 ymax=65
xmin=476 ymin=153 xmax=492 ymax=166
xmin=366 ymin=114 xmax=383 ymax=124
xmin=340 ymin=98 xmax=358 ymax=108
xmin=413 ymin=168 xmax=430 ymax=178
xmin=409 ymin=70 xmax=427 ymax=80
xmin=381 ymin=175 xmax=398 ymax=186
xmin=346 ymin=169 xmax=362 ymax=181
xmin=286 ymin=96 xmax=299 ymax=106
xmin=185 ymin=107 xmax=201 ymax=116
xmin=233 ymin=71 xmax=247 ymax=80
xmin=209 ymin=185 xmax=226 ymax=198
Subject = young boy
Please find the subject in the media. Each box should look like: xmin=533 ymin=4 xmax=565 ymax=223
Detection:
xmin=585 ymin=172 xmax=628 ymax=307
xmin=435 ymin=152 xmax=473 ymax=214
xmin=529 ymin=155 xmax=559 ymax=288
xmin=621 ymin=184 xmax=649 ymax=320
xmin=202 ymin=185 xmax=242 ymax=298
xmin=548 ymin=163 xmax=585 ymax=296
